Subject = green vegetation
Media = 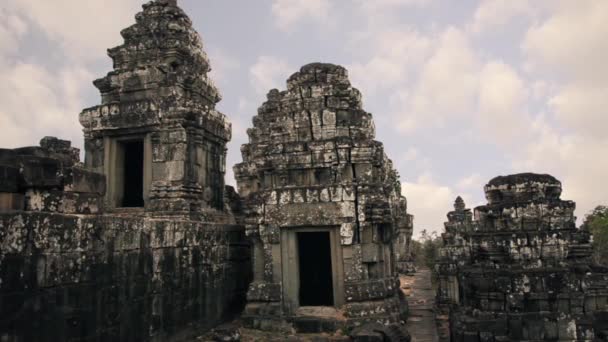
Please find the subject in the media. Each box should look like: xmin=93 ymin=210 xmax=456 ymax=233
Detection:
xmin=582 ymin=205 xmax=608 ymax=266
xmin=411 ymin=229 xmax=442 ymax=270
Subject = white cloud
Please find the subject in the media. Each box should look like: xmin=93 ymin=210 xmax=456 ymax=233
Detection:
xmin=397 ymin=28 xmax=479 ymax=132
xmin=271 ymin=0 xmax=331 ymax=31
xmin=348 ymin=29 xmax=432 ymax=94
xmin=479 ymin=62 xmax=526 ymax=115
xmin=515 ymin=0 xmax=608 ymax=221
xmin=521 ymin=0 xmax=608 ymax=139
xmin=394 ymin=145 xmax=431 ymax=172
xmin=0 ymin=1 xmax=144 ymax=151
xmin=514 ymin=121 xmax=608 ymax=221
xmin=0 ymin=62 xmax=92 ymax=148
xmin=208 ymin=48 xmax=241 ymax=85
xmin=249 ymin=56 xmax=293 ymax=95
xmin=469 ymin=0 xmax=533 ymax=33
xmin=549 ymin=85 xmax=608 ymax=139
xmin=402 ymin=173 xmax=458 ymax=236
xmin=0 ymin=9 xmax=28 ymax=56
xmin=456 ymin=173 xmax=484 ymax=190
xmin=356 ymin=0 xmax=431 ymax=13
xmin=388 ymin=31 xmax=533 ymax=148
xmin=0 ymin=1 xmax=133 ymax=151
xmin=5 ymin=0 xmax=141 ymax=62
xmin=531 ymin=80 xmax=551 ymax=100
xmin=403 ymin=147 xmax=419 ymax=162
xmin=349 ymin=0 xmax=608 ymax=231
xmin=477 ymin=61 xmax=531 ymax=146
xmin=349 ymin=57 xmax=409 ymax=95
xmin=522 ymin=0 xmax=608 ymax=84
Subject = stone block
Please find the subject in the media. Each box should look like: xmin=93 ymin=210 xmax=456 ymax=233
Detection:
xmin=544 ymin=319 xmax=559 ymax=340
xmin=0 ymin=149 xmax=17 ymax=164
xmin=24 ymin=190 xmax=102 ymax=214
xmin=19 ymin=156 xmax=62 ymax=188
xmin=0 ymin=165 xmax=19 ymax=193
xmin=361 ymin=243 xmax=382 ymax=263
xmin=0 ymin=193 xmax=24 ymax=212
xmin=464 ymin=332 xmax=480 ymax=342
xmin=63 ymin=167 xmax=106 ymax=194
xmin=246 ymin=282 xmax=281 ymax=302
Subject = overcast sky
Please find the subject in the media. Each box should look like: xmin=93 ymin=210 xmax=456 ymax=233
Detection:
xmin=1 ymin=0 xmax=607 ymax=236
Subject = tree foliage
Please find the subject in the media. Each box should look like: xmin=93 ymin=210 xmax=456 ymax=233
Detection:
xmin=411 ymin=229 xmax=442 ymax=270
xmin=582 ymin=205 xmax=608 ymax=266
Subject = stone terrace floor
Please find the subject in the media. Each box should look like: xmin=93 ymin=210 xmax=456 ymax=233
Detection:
xmin=193 ymin=270 xmax=444 ymax=341
xmin=401 ymin=268 xmax=440 ymax=342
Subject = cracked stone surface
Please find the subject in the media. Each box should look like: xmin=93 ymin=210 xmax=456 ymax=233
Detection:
xmin=234 ymin=63 xmax=414 ymax=332
xmin=436 ymin=173 xmax=608 ymax=341
xmin=402 ymin=268 xmax=439 ymax=342
xmin=0 ymin=1 xmax=250 ymax=341
xmin=79 ymin=0 xmax=231 ymax=215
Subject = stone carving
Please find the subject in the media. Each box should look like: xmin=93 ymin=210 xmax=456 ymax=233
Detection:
xmin=5 ymin=0 xmax=608 ymax=340
xmin=234 ymin=63 xmax=413 ymax=332
xmin=79 ymin=0 xmax=231 ymax=215
xmin=0 ymin=1 xmax=250 ymax=341
xmin=437 ymin=173 xmax=608 ymax=341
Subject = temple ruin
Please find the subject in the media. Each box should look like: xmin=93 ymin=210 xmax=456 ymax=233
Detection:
xmin=234 ymin=63 xmax=413 ymax=333
xmin=4 ymin=0 xmax=608 ymax=341
xmin=80 ymin=0 xmax=229 ymax=215
xmin=0 ymin=1 xmax=250 ymax=341
xmin=0 ymin=1 xmax=415 ymax=341
xmin=437 ymin=173 xmax=608 ymax=341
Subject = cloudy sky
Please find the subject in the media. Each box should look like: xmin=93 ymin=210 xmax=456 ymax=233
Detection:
xmin=1 ymin=0 xmax=606 ymax=236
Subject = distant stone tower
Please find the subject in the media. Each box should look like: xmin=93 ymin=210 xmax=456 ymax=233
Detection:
xmin=80 ymin=0 xmax=231 ymax=215
xmin=436 ymin=196 xmax=474 ymax=306
xmin=234 ymin=63 xmax=412 ymax=332
xmin=437 ymin=173 xmax=608 ymax=341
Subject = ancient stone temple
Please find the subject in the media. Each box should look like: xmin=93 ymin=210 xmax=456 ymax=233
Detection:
xmin=0 ymin=1 xmax=250 ymax=341
xmin=234 ymin=63 xmax=412 ymax=333
xmin=80 ymin=0 xmax=230 ymax=215
xmin=437 ymin=173 xmax=608 ymax=341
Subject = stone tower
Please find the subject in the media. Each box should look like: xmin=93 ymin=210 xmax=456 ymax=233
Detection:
xmin=436 ymin=196 xmax=474 ymax=306
xmin=0 ymin=1 xmax=251 ymax=341
xmin=437 ymin=173 xmax=608 ymax=341
xmin=234 ymin=63 xmax=412 ymax=332
xmin=79 ymin=0 xmax=231 ymax=215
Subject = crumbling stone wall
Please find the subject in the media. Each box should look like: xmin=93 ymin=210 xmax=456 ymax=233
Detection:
xmin=234 ymin=63 xmax=412 ymax=332
xmin=0 ymin=141 xmax=249 ymax=341
xmin=437 ymin=173 xmax=608 ymax=341
xmin=0 ymin=1 xmax=251 ymax=341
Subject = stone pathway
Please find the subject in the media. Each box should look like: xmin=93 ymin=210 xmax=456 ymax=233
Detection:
xmin=401 ymin=268 xmax=439 ymax=342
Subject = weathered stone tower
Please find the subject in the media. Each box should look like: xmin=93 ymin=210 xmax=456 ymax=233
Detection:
xmin=234 ymin=63 xmax=412 ymax=332
xmin=437 ymin=173 xmax=608 ymax=341
xmin=0 ymin=1 xmax=250 ymax=341
xmin=80 ymin=0 xmax=231 ymax=215
xmin=436 ymin=196 xmax=473 ymax=307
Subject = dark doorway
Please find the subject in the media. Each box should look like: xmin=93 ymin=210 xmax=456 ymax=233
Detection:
xmin=297 ymin=231 xmax=334 ymax=306
xmin=121 ymin=140 xmax=144 ymax=207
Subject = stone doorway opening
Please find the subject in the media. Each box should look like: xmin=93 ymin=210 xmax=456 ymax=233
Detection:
xmin=281 ymin=227 xmax=344 ymax=314
xmin=121 ymin=140 xmax=144 ymax=207
xmin=297 ymin=231 xmax=334 ymax=306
